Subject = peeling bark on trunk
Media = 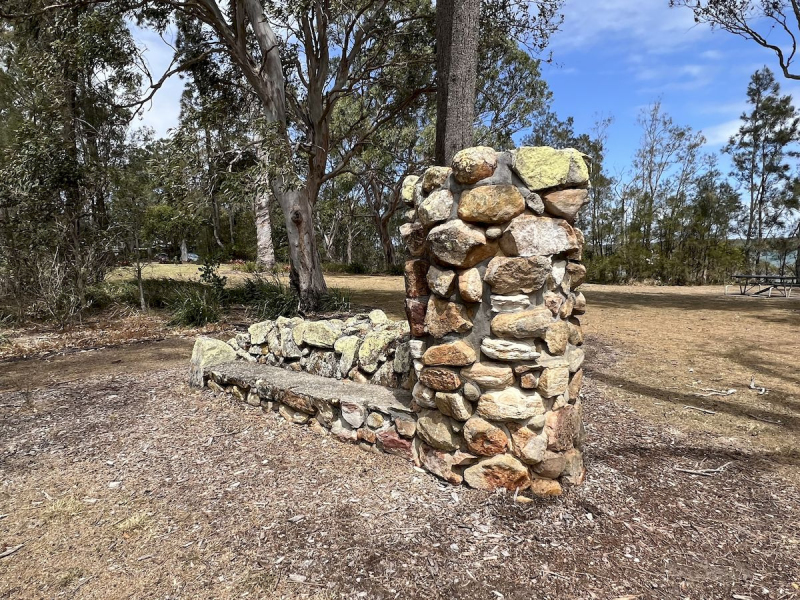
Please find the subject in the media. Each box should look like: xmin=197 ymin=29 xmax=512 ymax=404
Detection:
xmin=255 ymin=189 xmax=275 ymax=268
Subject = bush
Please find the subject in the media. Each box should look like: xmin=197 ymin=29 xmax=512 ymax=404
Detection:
xmin=318 ymin=287 xmax=352 ymax=313
xmin=225 ymin=276 xmax=352 ymax=319
xmin=385 ymin=263 xmax=404 ymax=276
xmin=168 ymin=288 xmax=221 ymax=326
xmin=232 ymin=261 xmax=263 ymax=274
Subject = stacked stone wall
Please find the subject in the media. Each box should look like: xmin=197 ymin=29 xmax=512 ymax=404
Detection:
xmin=399 ymin=146 xmax=588 ymax=494
xmin=221 ymin=309 xmax=411 ymax=389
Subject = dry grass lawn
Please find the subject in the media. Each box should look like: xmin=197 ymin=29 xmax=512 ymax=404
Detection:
xmin=1 ymin=270 xmax=799 ymax=598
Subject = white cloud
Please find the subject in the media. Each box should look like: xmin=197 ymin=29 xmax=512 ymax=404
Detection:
xmin=702 ymin=118 xmax=741 ymax=146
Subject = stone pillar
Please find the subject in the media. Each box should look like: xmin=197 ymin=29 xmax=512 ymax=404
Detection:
xmin=399 ymin=146 xmax=588 ymax=496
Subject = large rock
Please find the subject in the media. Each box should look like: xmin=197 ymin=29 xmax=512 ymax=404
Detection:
xmin=484 ymin=256 xmax=551 ymax=295
xmin=278 ymin=317 xmax=304 ymax=359
xmin=545 ymin=406 xmax=577 ymax=452
xmin=421 ymin=166 xmax=452 ymax=193
xmin=568 ymin=369 xmax=584 ymax=400
xmin=562 ymin=448 xmax=586 ymax=484
xmin=491 ymin=294 xmax=531 ymax=313
xmin=427 ymin=220 xmax=496 ymax=268
xmin=427 ymin=265 xmax=456 ymax=297
xmin=282 ymin=389 xmax=316 ymax=414
xmin=460 ymin=361 xmax=514 ymax=389
xmin=537 ymin=366 xmax=570 ymax=398
xmin=190 ymin=337 xmax=237 ymax=388
xmin=517 ymin=431 xmax=548 ymax=464
xmin=532 ymin=450 xmax=566 ymax=479
xmin=341 ymin=400 xmax=367 ymax=429
xmin=458 ymin=185 xmax=525 ymax=225
xmin=542 ymin=188 xmax=589 ymax=223
xmin=358 ymin=330 xmax=397 ymax=374
xmin=405 ymin=298 xmax=428 ymax=337
xmin=567 ymin=317 xmax=584 ymax=346
xmin=463 ymin=417 xmax=509 ymax=456
xmin=334 ymin=335 xmax=361 ymax=377
xmin=302 ymin=320 xmax=343 ymax=349
xmin=422 ymin=340 xmax=477 ymax=367
xmin=306 ymin=350 xmax=338 ymax=378
xmin=412 ymin=381 xmax=437 ymax=409
xmin=418 ymin=189 xmax=454 ymax=227
xmin=477 ymin=388 xmax=545 ymax=421
xmin=401 ymin=175 xmax=419 ymax=206
xmin=544 ymin=321 xmax=570 ymax=355
xmin=416 ymin=443 xmax=476 ymax=485
xmin=572 ymin=292 xmax=587 ymax=315
xmin=491 ymin=307 xmax=553 ymax=339
xmin=371 ymin=360 xmax=399 ymax=387
xmin=418 ymin=367 xmax=461 ymax=392
xmin=248 ymin=321 xmax=274 ymax=346
xmin=424 ymin=296 xmax=473 ymax=339
xmin=567 ymin=346 xmax=585 ymax=373
xmin=565 ymin=262 xmax=587 ymax=289
xmin=458 ymin=268 xmax=483 ymax=303
xmin=435 ymin=392 xmax=473 ymax=421
xmin=404 ymin=259 xmax=430 ymax=298
xmin=500 ymin=215 xmax=579 ymax=257
xmin=463 ymin=455 xmax=531 ymax=491
xmin=510 ymin=147 xmax=589 ymax=191
xmin=376 ymin=427 xmax=412 ymax=459
xmin=480 ymin=339 xmax=540 ymax=361
xmin=452 ymin=146 xmax=497 ymax=184
xmin=393 ymin=341 xmax=412 ymax=373
xmin=399 ymin=222 xmax=427 ymax=257
xmin=416 ymin=410 xmax=461 ymax=451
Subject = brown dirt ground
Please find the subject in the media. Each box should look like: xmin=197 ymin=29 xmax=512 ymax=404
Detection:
xmin=1 ymin=274 xmax=799 ymax=598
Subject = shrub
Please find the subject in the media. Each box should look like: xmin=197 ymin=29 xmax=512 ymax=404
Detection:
xmin=168 ymin=288 xmax=221 ymax=326
xmin=385 ymin=263 xmax=404 ymax=276
xmin=318 ymin=287 xmax=352 ymax=313
xmin=347 ymin=262 xmax=369 ymax=275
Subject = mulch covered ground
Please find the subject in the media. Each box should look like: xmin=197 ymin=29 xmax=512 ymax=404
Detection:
xmin=0 ymin=339 xmax=798 ymax=599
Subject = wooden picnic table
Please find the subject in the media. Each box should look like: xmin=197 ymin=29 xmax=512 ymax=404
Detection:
xmin=729 ymin=274 xmax=799 ymax=297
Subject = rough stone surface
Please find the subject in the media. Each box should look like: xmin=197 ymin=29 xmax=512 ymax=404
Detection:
xmin=567 ymin=318 xmax=584 ymax=346
xmin=412 ymin=381 xmax=437 ymax=409
xmin=399 ymin=222 xmax=427 ymax=257
xmin=537 ymin=367 xmax=570 ymax=398
xmin=545 ymin=406 xmax=576 ymax=452
xmin=490 ymin=295 xmax=531 ymax=313
xmin=191 ymin=337 xmax=238 ymax=388
xmin=480 ymin=339 xmax=540 ymax=362
xmin=573 ymin=292 xmax=587 ymax=315
xmin=418 ymin=367 xmax=461 ymax=392
xmin=358 ymin=330 xmax=396 ymax=374
xmin=484 ymin=256 xmax=551 ymax=295
xmin=393 ymin=341 xmax=412 ymax=374
xmin=427 ymin=220 xmax=495 ymax=268
xmin=376 ymin=427 xmax=412 ymax=459
xmin=306 ymin=351 xmax=338 ymax=378
xmin=477 ymin=388 xmax=545 ymax=421
xmin=424 ymin=297 xmax=473 ymax=339
xmin=418 ymin=189 xmax=454 ymax=227
xmin=529 ymin=478 xmax=563 ymax=497
xmin=458 ymin=185 xmax=525 ymax=225
xmin=485 ymin=226 xmax=504 ymax=240
xmin=565 ymin=262 xmax=587 ymax=289
xmin=463 ymin=417 xmax=509 ymax=456
xmin=452 ymin=146 xmax=497 ymax=184
xmin=562 ymin=448 xmax=586 ymax=485
xmin=248 ymin=321 xmax=274 ymax=346
xmin=569 ymin=369 xmax=584 ymax=400
xmin=435 ymin=392 xmax=473 ymax=421
xmin=416 ymin=410 xmax=461 ymax=451
xmin=491 ymin=307 xmax=553 ymax=339
xmin=341 ymin=401 xmax=367 ymax=429
xmin=416 ymin=443 xmax=475 ymax=485
xmin=517 ymin=431 xmax=548 ymax=464
xmin=500 ymin=215 xmax=579 ymax=257
xmin=520 ymin=372 xmax=539 ymax=389
xmin=524 ymin=190 xmax=545 ymax=215
xmin=458 ymin=268 xmax=483 ymax=303
xmin=395 ymin=417 xmax=416 ymax=438
xmin=404 ymin=259 xmax=430 ymax=298
xmin=421 ymin=166 xmax=452 ymax=193
xmin=463 ymin=381 xmax=482 ymax=402
xmin=427 ymin=265 xmax=457 ymax=297
xmin=545 ymin=320 xmax=570 ymax=355
xmin=422 ymin=340 xmax=477 ymax=367
xmin=543 ymin=292 xmax=564 ymax=316
xmin=533 ymin=450 xmax=566 ymax=479
xmin=567 ymin=346 xmax=585 ymax=373
xmin=405 ymin=298 xmax=428 ymax=337
xmin=302 ymin=321 xmax=343 ymax=349
xmin=333 ymin=335 xmax=361 ymax=378
xmin=510 ymin=147 xmax=589 ymax=191
xmin=401 ymin=175 xmax=419 ymax=206
xmin=542 ymin=188 xmax=589 ymax=223
xmin=460 ymin=362 xmax=514 ymax=389
xmin=463 ymin=455 xmax=531 ymax=491
xmin=279 ymin=404 xmax=310 ymax=425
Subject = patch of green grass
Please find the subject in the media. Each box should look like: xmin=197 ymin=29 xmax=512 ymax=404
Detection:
xmin=168 ymin=288 xmax=221 ymax=326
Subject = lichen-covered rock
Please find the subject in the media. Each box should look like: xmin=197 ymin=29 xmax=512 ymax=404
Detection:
xmin=537 ymin=366 xmax=570 ymax=398
xmin=369 ymin=309 xmax=389 ymax=326
xmin=190 ymin=337 xmax=238 ymax=387
xmin=427 ymin=265 xmax=456 ymax=297
xmin=405 ymin=298 xmax=428 ymax=337
xmin=418 ymin=189 xmax=454 ymax=227
xmin=427 ymin=220 xmax=496 ymax=268
xmin=418 ymin=367 xmax=461 ymax=392
xmin=510 ymin=146 xmax=589 ymax=191
xmin=306 ymin=350 xmax=338 ymax=378
xmin=372 ymin=360 xmax=399 ymax=387
xmin=393 ymin=341 xmax=412 ymax=373
xmin=463 ymin=455 xmax=531 ymax=491
xmin=404 ymin=259 xmax=430 ymax=298
xmin=458 ymin=268 xmax=483 ymax=303
xmin=460 ymin=361 xmax=514 ymax=389
xmin=422 ymin=340 xmax=477 ymax=367
xmin=490 ymin=294 xmax=531 ymax=313
xmin=417 ymin=410 xmax=461 ymax=451
xmin=421 ymin=166 xmax=452 ymax=193
xmin=358 ymin=330 xmax=397 ymax=374
xmin=491 ymin=307 xmax=552 ymax=339
xmin=463 ymin=417 xmax=508 ymax=456
xmin=401 ymin=175 xmax=419 ymax=206
xmin=480 ymin=338 xmax=540 ymax=361
xmin=484 ymin=256 xmax=551 ymax=295
xmin=542 ymin=188 xmax=589 ymax=223
xmin=334 ymin=335 xmax=361 ymax=378
xmin=452 ymin=146 xmax=497 ymax=184
xmin=424 ymin=296 xmax=473 ymax=339
xmin=458 ymin=185 xmax=525 ymax=225
xmin=500 ymin=215 xmax=579 ymax=257
xmin=248 ymin=321 xmax=274 ymax=346
xmin=278 ymin=317 xmax=304 ymax=359
xmin=399 ymin=222 xmax=427 ymax=257
xmin=477 ymin=388 xmax=545 ymax=421
xmin=435 ymin=392 xmax=473 ymax=421
xmin=302 ymin=320 xmax=343 ymax=349
xmin=545 ymin=321 xmax=570 ymax=355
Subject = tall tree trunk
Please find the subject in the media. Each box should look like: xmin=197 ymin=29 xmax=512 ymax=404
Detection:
xmin=180 ymin=239 xmax=189 ymax=263
xmin=255 ymin=190 xmax=276 ymax=268
xmin=376 ymin=215 xmax=395 ymax=270
xmin=434 ymin=0 xmax=480 ymax=166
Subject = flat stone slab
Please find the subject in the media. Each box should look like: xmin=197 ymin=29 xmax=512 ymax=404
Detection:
xmin=205 ymin=361 xmax=413 ymax=415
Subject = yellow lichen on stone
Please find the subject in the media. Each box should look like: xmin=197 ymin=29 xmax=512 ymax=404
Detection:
xmin=511 ymin=147 xmax=589 ymax=191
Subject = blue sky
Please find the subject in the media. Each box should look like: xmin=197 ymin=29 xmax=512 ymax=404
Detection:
xmin=132 ymin=1 xmax=800 ymax=175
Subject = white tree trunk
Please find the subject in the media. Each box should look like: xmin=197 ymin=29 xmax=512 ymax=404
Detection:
xmin=180 ymin=239 xmax=188 ymax=263
xmin=256 ymin=190 xmax=275 ymax=268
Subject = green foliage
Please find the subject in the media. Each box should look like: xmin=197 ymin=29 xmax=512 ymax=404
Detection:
xmin=225 ymin=276 xmax=351 ymax=320
xmin=168 ymin=288 xmax=221 ymax=327
xmin=198 ymin=259 xmax=228 ymax=297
